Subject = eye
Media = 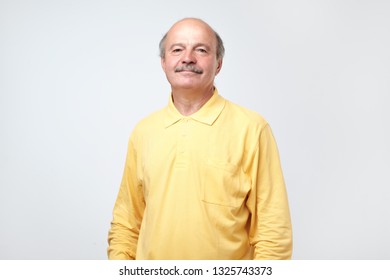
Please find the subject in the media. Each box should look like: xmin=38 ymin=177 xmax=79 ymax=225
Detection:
xmin=172 ymin=48 xmax=183 ymax=53
xmin=196 ymin=48 xmax=207 ymax=53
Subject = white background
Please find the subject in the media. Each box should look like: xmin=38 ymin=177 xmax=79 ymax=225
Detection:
xmin=1 ymin=0 xmax=389 ymax=259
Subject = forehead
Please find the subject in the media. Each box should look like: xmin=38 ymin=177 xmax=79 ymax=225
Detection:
xmin=166 ymin=20 xmax=216 ymax=46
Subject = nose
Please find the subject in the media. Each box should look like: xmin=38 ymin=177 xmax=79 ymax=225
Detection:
xmin=182 ymin=50 xmax=196 ymax=64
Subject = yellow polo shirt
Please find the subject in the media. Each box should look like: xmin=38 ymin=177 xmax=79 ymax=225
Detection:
xmin=108 ymin=89 xmax=292 ymax=260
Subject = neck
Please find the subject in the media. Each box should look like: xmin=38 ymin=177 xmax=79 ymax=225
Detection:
xmin=172 ymin=86 xmax=215 ymax=116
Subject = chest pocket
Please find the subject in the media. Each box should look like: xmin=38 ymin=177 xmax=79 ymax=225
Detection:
xmin=201 ymin=158 xmax=250 ymax=208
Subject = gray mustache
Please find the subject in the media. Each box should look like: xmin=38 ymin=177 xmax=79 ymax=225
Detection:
xmin=174 ymin=65 xmax=203 ymax=74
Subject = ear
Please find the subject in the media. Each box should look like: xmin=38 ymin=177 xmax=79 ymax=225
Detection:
xmin=215 ymin=58 xmax=223 ymax=75
xmin=161 ymin=57 xmax=166 ymax=72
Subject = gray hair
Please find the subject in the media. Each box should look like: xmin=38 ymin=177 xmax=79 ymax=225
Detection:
xmin=159 ymin=27 xmax=225 ymax=61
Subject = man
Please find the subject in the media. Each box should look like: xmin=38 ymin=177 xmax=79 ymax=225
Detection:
xmin=108 ymin=18 xmax=292 ymax=260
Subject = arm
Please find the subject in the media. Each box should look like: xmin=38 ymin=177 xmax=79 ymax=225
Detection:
xmin=247 ymin=124 xmax=293 ymax=259
xmin=107 ymin=136 xmax=145 ymax=260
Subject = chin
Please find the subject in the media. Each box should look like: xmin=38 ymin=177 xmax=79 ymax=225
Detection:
xmin=172 ymin=82 xmax=200 ymax=90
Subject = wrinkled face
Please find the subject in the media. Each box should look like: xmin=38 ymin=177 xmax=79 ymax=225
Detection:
xmin=161 ymin=19 xmax=222 ymax=92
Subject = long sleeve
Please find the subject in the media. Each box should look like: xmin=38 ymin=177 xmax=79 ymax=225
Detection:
xmin=107 ymin=135 xmax=145 ymax=260
xmin=247 ymin=124 xmax=293 ymax=259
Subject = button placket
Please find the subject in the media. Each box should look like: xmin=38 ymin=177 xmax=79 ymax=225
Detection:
xmin=176 ymin=118 xmax=190 ymax=166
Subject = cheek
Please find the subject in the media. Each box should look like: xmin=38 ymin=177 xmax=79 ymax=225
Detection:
xmin=203 ymin=59 xmax=219 ymax=70
xmin=165 ymin=57 xmax=181 ymax=68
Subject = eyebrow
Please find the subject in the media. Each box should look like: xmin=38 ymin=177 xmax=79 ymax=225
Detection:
xmin=168 ymin=43 xmax=185 ymax=50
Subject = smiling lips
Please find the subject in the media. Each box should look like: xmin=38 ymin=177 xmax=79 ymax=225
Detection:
xmin=174 ymin=65 xmax=203 ymax=74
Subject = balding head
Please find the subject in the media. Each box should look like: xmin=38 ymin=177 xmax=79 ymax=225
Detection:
xmin=159 ymin=18 xmax=225 ymax=61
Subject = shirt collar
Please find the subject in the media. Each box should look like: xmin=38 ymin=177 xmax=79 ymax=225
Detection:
xmin=164 ymin=88 xmax=225 ymax=128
